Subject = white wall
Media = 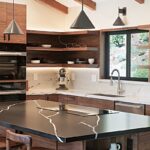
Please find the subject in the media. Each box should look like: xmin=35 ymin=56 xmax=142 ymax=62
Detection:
xmin=64 ymin=0 xmax=150 ymax=30
xmin=27 ymin=0 xmax=150 ymax=30
xmin=26 ymin=0 xmax=66 ymax=30
xmin=1 ymin=0 xmax=150 ymax=30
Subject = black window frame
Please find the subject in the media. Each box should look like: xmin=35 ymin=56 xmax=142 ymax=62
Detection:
xmin=105 ymin=29 xmax=149 ymax=82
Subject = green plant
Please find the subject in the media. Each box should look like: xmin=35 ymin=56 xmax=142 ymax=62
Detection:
xmin=132 ymin=69 xmax=149 ymax=78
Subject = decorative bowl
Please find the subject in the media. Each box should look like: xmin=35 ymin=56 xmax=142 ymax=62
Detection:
xmin=41 ymin=44 xmax=52 ymax=48
xmin=31 ymin=60 xmax=40 ymax=64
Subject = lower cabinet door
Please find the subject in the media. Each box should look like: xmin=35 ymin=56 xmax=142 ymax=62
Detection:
xmin=78 ymin=97 xmax=114 ymax=110
xmin=26 ymin=95 xmax=47 ymax=100
xmin=47 ymin=94 xmax=58 ymax=102
xmin=115 ymin=102 xmax=144 ymax=115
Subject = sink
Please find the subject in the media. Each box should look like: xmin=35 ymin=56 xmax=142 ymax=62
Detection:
xmin=90 ymin=93 xmax=125 ymax=97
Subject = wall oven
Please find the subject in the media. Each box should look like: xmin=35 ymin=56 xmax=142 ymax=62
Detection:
xmin=0 ymin=51 xmax=26 ymax=80
xmin=0 ymin=44 xmax=26 ymax=101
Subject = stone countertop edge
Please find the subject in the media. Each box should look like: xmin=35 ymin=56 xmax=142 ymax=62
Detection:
xmin=27 ymin=89 xmax=150 ymax=105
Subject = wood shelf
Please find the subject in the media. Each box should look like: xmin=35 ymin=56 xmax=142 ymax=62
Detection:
xmin=27 ymin=30 xmax=100 ymax=69
xmin=27 ymin=63 xmax=62 ymax=67
xmin=27 ymin=63 xmax=98 ymax=68
xmin=137 ymin=24 xmax=150 ymax=30
xmin=27 ymin=46 xmax=98 ymax=52
xmin=27 ymin=30 xmax=99 ymax=35
xmin=0 ymin=80 xmax=27 ymax=83
xmin=63 ymin=64 xmax=99 ymax=68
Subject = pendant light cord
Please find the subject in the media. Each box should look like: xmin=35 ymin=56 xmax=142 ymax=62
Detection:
xmin=13 ymin=0 xmax=14 ymax=20
xmin=118 ymin=7 xmax=120 ymax=17
xmin=82 ymin=0 xmax=83 ymax=10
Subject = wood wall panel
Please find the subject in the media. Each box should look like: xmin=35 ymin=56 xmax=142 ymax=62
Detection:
xmin=6 ymin=3 xmax=26 ymax=44
xmin=0 ymin=2 xmax=26 ymax=44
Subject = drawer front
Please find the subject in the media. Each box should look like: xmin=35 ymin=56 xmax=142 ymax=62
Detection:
xmin=145 ymin=105 xmax=150 ymax=116
xmin=115 ymin=102 xmax=145 ymax=115
xmin=67 ymin=95 xmax=78 ymax=105
xmin=26 ymin=95 xmax=47 ymax=100
xmin=48 ymin=94 xmax=58 ymax=102
xmin=78 ymin=97 xmax=114 ymax=110
xmin=58 ymin=94 xmax=68 ymax=103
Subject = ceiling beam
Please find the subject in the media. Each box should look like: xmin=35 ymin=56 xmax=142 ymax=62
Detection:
xmin=135 ymin=0 xmax=145 ymax=4
xmin=74 ymin=0 xmax=96 ymax=10
xmin=38 ymin=0 xmax=68 ymax=14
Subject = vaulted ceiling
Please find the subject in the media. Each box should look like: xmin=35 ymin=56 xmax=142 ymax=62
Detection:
xmin=37 ymin=0 xmax=145 ymax=14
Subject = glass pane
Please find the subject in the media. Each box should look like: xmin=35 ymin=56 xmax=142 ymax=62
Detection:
xmin=131 ymin=32 xmax=149 ymax=78
xmin=109 ymin=34 xmax=127 ymax=77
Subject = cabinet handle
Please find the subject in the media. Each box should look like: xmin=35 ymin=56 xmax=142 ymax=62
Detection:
xmin=116 ymin=102 xmax=144 ymax=109
xmin=8 ymin=34 xmax=10 ymax=41
xmin=3 ymin=34 xmax=11 ymax=41
xmin=3 ymin=34 xmax=6 ymax=41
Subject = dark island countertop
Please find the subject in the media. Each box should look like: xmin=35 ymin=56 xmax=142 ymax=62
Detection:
xmin=0 ymin=100 xmax=150 ymax=143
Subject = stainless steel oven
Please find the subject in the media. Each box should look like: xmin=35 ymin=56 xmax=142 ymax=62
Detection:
xmin=0 ymin=44 xmax=26 ymax=101
xmin=0 ymin=51 xmax=26 ymax=80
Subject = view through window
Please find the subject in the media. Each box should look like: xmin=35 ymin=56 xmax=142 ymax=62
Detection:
xmin=105 ymin=30 xmax=149 ymax=81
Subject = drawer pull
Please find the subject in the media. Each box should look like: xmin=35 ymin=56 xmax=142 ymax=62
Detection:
xmin=116 ymin=103 xmax=143 ymax=109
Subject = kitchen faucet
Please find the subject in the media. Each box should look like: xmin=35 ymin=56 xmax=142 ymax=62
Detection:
xmin=110 ymin=69 xmax=124 ymax=95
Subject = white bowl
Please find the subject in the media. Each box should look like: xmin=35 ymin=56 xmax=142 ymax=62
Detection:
xmin=31 ymin=60 xmax=40 ymax=64
xmin=88 ymin=58 xmax=95 ymax=64
xmin=67 ymin=61 xmax=74 ymax=64
xmin=41 ymin=44 xmax=52 ymax=48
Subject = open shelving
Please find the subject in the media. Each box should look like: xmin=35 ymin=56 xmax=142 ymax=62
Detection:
xmin=26 ymin=46 xmax=98 ymax=52
xmin=27 ymin=30 xmax=100 ymax=68
xmin=27 ymin=63 xmax=98 ymax=68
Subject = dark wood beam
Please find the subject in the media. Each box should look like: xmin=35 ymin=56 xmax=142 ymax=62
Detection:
xmin=74 ymin=0 xmax=96 ymax=10
xmin=38 ymin=0 xmax=68 ymax=14
xmin=135 ymin=0 xmax=144 ymax=4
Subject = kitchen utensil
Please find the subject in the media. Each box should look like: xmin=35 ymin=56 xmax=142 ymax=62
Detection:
xmin=76 ymin=59 xmax=87 ymax=64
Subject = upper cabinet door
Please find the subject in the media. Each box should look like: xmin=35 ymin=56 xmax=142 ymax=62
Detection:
xmin=0 ymin=2 xmax=7 ymax=42
xmin=6 ymin=3 xmax=26 ymax=44
xmin=0 ymin=2 xmax=26 ymax=44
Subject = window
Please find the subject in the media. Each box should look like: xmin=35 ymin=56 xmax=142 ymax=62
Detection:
xmin=105 ymin=30 xmax=149 ymax=81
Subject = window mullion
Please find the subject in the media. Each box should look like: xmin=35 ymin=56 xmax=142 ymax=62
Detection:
xmin=126 ymin=32 xmax=131 ymax=79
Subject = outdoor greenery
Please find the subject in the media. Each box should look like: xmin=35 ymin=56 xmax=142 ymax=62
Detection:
xmin=109 ymin=31 xmax=149 ymax=79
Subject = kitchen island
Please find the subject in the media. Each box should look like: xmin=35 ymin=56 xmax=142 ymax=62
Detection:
xmin=0 ymin=100 xmax=150 ymax=150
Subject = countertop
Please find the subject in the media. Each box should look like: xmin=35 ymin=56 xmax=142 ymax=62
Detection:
xmin=1 ymin=100 xmax=150 ymax=143
xmin=27 ymin=89 xmax=150 ymax=105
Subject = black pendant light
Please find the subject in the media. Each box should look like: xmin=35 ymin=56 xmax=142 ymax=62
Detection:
xmin=113 ymin=7 xmax=126 ymax=26
xmin=4 ymin=0 xmax=23 ymax=35
xmin=70 ymin=0 xmax=95 ymax=29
